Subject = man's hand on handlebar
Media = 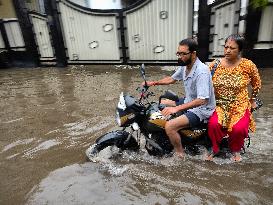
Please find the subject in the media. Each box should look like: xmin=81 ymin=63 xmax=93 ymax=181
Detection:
xmin=141 ymin=81 xmax=157 ymax=87
xmin=161 ymin=106 xmax=179 ymax=117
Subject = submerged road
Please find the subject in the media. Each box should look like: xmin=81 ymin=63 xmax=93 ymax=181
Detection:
xmin=0 ymin=65 xmax=272 ymax=205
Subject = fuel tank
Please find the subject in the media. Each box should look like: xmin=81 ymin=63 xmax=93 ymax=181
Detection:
xmin=145 ymin=103 xmax=166 ymax=132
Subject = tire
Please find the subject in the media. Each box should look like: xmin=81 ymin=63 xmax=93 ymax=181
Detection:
xmin=88 ymin=130 xmax=139 ymax=155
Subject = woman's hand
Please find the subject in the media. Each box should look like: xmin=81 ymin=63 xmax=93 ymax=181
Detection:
xmin=250 ymin=98 xmax=257 ymax=110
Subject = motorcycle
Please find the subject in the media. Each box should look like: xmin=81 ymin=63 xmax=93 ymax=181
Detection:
xmin=86 ymin=64 xmax=263 ymax=158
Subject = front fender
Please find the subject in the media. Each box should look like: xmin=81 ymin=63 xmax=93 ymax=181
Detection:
xmin=88 ymin=130 xmax=139 ymax=155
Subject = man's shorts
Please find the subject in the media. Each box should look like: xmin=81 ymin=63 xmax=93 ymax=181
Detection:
xmin=175 ymin=97 xmax=201 ymax=128
xmin=184 ymin=111 xmax=201 ymax=128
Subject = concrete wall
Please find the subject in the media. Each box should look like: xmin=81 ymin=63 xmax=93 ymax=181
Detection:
xmin=0 ymin=0 xmax=17 ymax=18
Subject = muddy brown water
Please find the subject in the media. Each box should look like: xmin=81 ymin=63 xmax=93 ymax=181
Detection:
xmin=0 ymin=65 xmax=272 ymax=205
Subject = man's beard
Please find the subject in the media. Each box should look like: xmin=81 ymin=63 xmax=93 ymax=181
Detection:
xmin=178 ymin=58 xmax=191 ymax=66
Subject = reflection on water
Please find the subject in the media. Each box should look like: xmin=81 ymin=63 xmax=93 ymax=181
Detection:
xmin=0 ymin=65 xmax=273 ymax=205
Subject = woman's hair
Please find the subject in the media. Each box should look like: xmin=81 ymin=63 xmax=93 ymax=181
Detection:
xmin=179 ymin=38 xmax=198 ymax=52
xmin=225 ymin=34 xmax=245 ymax=51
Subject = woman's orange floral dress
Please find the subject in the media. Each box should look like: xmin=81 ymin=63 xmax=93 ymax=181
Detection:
xmin=209 ymin=58 xmax=261 ymax=132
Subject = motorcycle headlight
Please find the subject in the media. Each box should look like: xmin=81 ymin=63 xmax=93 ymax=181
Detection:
xmin=115 ymin=110 xmax=122 ymax=126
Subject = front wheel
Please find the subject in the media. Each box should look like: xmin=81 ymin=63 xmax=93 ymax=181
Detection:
xmin=86 ymin=130 xmax=139 ymax=158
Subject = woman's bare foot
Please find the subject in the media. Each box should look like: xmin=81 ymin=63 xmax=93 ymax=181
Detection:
xmin=231 ymin=152 xmax=242 ymax=162
xmin=203 ymin=149 xmax=215 ymax=161
xmin=204 ymin=153 xmax=214 ymax=161
xmin=174 ymin=152 xmax=186 ymax=160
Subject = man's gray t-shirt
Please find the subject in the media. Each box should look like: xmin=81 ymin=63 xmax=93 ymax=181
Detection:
xmin=171 ymin=58 xmax=216 ymax=121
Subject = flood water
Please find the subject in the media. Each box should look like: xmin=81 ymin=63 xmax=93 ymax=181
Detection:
xmin=0 ymin=65 xmax=273 ymax=205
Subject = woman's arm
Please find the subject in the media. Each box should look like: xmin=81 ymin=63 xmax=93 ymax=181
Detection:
xmin=248 ymin=61 xmax=262 ymax=109
xmin=249 ymin=62 xmax=262 ymax=99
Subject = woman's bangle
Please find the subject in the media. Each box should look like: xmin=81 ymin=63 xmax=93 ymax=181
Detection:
xmin=152 ymin=81 xmax=158 ymax=86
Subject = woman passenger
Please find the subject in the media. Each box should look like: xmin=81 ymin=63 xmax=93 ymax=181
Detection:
xmin=206 ymin=34 xmax=262 ymax=162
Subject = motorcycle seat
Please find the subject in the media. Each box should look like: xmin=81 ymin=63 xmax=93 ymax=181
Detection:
xmin=179 ymin=122 xmax=207 ymax=140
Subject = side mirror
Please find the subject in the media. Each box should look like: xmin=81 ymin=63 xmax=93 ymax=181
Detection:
xmin=140 ymin=63 xmax=148 ymax=88
xmin=140 ymin=63 xmax=146 ymax=80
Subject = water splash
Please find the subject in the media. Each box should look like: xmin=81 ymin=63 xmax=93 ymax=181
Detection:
xmin=86 ymin=145 xmax=129 ymax=176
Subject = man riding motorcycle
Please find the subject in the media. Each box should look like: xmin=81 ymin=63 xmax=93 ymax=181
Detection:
xmin=144 ymin=38 xmax=216 ymax=159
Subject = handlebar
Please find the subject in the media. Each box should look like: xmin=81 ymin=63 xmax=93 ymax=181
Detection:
xmin=136 ymin=85 xmax=157 ymax=109
xmin=136 ymin=86 xmax=148 ymax=93
xmin=136 ymin=86 xmax=155 ymax=100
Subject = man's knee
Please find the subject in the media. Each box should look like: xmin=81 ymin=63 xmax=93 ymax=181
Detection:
xmin=165 ymin=117 xmax=187 ymax=133
xmin=165 ymin=121 xmax=175 ymax=134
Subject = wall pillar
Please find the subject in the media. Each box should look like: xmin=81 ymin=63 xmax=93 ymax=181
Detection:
xmin=12 ymin=0 xmax=40 ymax=67
xmin=243 ymin=4 xmax=273 ymax=68
xmin=197 ymin=0 xmax=210 ymax=62
xmin=0 ymin=20 xmax=11 ymax=67
xmin=44 ymin=0 xmax=67 ymax=67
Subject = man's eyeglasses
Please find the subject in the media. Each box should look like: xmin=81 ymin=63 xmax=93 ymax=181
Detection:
xmin=176 ymin=51 xmax=191 ymax=57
